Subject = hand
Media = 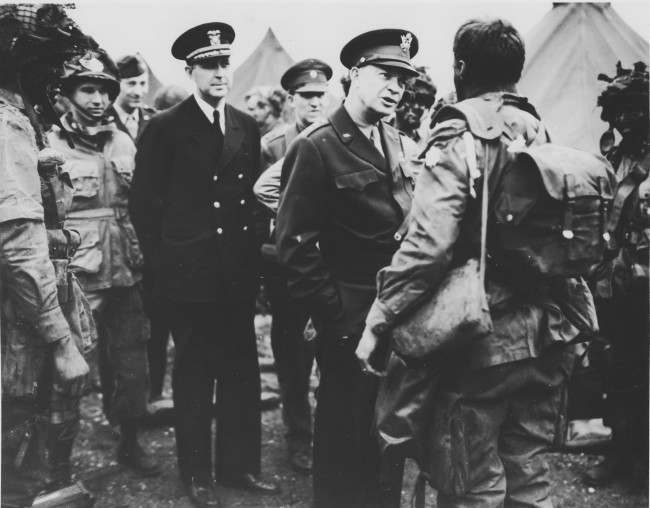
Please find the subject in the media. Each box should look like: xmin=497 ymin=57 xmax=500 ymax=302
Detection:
xmin=53 ymin=336 xmax=89 ymax=395
xmin=355 ymin=326 xmax=386 ymax=377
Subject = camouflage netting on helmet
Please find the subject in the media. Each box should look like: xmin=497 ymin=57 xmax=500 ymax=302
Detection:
xmin=597 ymin=61 xmax=649 ymax=122
xmin=0 ymin=4 xmax=96 ymax=123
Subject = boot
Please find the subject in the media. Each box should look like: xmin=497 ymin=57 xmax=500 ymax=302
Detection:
xmin=47 ymin=421 xmax=79 ymax=489
xmin=117 ymin=419 xmax=160 ymax=477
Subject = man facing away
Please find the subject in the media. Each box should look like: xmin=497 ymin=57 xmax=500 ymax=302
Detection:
xmin=357 ymin=18 xmax=596 ymax=507
xmin=130 ymin=22 xmax=278 ymax=508
xmin=276 ymin=28 xmax=421 ymax=508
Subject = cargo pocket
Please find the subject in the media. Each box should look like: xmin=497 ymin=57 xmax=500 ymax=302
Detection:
xmin=67 ymin=159 xmax=100 ymax=199
xmin=334 ymin=168 xmax=381 ymax=191
xmin=70 ymin=224 xmax=103 ymax=274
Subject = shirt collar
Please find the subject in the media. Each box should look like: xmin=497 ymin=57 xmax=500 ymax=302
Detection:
xmin=193 ymin=92 xmax=226 ymax=133
xmin=113 ymin=103 xmax=139 ymax=125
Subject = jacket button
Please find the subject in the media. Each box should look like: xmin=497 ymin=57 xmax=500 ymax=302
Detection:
xmin=394 ymin=232 xmax=402 ymax=241
xmin=240 ymin=199 xmax=245 ymax=205
xmin=243 ymin=225 xmax=248 ymax=231
xmin=213 ymin=175 xmax=218 ymax=182
xmin=213 ymin=201 xmax=220 ymax=208
xmin=238 ymin=173 xmax=244 ymax=179
xmin=217 ymin=227 xmax=223 ymax=234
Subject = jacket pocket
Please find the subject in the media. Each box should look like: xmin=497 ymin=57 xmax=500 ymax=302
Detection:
xmin=334 ymin=168 xmax=381 ymax=191
xmin=70 ymin=223 xmax=103 ymax=274
xmin=66 ymin=159 xmax=101 ymax=199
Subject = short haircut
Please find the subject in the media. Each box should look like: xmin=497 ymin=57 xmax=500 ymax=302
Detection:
xmin=453 ymin=18 xmax=525 ymax=88
xmin=244 ymin=86 xmax=286 ymax=119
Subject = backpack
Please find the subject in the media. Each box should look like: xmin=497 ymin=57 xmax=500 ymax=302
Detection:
xmin=436 ymin=94 xmax=618 ymax=278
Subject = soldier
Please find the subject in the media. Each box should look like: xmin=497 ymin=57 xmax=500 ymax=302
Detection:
xmin=47 ymin=49 xmax=159 ymax=477
xmin=586 ymin=61 xmax=649 ymax=486
xmin=245 ymin=86 xmax=286 ymax=136
xmin=111 ymin=53 xmax=171 ymax=406
xmin=276 ymin=28 xmax=420 ymax=508
xmin=110 ymin=54 xmax=157 ymax=141
xmin=356 ymin=18 xmax=595 ymax=507
xmin=130 ymin=22 xmax=278 ymax=507
xmin=254 ymin=59 xmax=332 ymax=473
xmin=0 ymin=4 xmax=93 ymax=504
xmin=393 ymin=65 xmax=436 ymax=146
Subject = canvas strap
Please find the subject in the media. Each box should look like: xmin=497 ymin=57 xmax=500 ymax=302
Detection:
xmin=462 ymin=132 xmax=488 ymax=289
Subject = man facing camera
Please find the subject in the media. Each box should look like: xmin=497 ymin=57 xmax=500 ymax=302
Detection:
xmin=111 ymin=54 xmax=156 ymax=141
xmin=276 ymin=29 xmax=420 ymax=508
xmin=130 ymin=22 xmax=277 ymax=508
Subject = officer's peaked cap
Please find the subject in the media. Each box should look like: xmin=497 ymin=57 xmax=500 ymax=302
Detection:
xmin=340 ymin=29 xmax=419 ymax=77
xmin=172 ymin=22 xmax=235 ymax=63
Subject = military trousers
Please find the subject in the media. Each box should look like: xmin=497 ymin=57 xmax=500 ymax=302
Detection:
xmin=265 ymin=267 xmax=314 ymax=453
xmin=166 ymin=294 xmax=261 ymax=485
xmin=86 ymin=285 xmax=150 ymax=423
xmin=313 ymin=335 xmax=403 ymax=508
xmin=596 ymin=280 xmax=649 ymax=471
xmin=426 ymin=346 xmax=574 ymax=508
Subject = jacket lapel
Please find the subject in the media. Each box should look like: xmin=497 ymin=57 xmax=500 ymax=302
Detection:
xmin=329 ymin=106 xmax=386 ymax=171
xmin=380 ymin=122 xmax=412 ymax=220
xmin=217 ymin=104 xmax=244 ymax=170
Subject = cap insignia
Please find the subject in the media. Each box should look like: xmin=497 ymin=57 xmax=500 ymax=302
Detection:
xmin=309 ymin=70 xmax=318 ymax=78
xmin=400 ymin=33 xmax=413 ymax=56
xmin=80 ymin=53 xmax=104 ymax=73
xmin=207 ymin=29 xmax=221 ymax=46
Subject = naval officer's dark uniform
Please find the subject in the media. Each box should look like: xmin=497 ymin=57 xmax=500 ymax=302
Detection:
xmin=130 ymin=24 xmax=267 ymax=488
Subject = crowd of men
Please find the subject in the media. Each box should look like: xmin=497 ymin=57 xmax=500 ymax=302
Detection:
xmin=0 ymin=4 xmax=648 ymax=508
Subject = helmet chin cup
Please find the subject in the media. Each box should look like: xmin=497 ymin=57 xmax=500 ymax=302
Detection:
xmin=599 ymin=128 xmax=615 ymax=156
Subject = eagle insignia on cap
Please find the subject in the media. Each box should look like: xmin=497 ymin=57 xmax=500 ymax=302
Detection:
xmin=207 ymin=29 xmax=221 ymax=46
xmin=400 ymin=33 xmax=413 ymax=56
xmin=79 ymin=52 xmax=104 ymax=73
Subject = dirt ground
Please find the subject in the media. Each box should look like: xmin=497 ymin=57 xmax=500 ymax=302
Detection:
xmin=72 ymin=315 xmax=649 ymax=508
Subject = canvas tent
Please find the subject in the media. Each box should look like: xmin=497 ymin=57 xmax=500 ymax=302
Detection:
xmin=141 ymin=52 xmax=164 ymax=106
xmin=519 ymin=2 xmax=648 ymax=153
xmin=228 ymin=28 xmax=294 ymax=111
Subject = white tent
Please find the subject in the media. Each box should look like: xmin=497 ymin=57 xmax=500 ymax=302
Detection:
xmin=519 ymin=2 xmax=648 ymax=153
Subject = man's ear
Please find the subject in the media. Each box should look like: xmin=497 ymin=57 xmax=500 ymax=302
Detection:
xmin=349 ymin=67 xmax=360 ymax=81
xmin=184 ymin=65 xmax=193 ymax=78
xmin=454 ymin=59 xmax=466 ymax=80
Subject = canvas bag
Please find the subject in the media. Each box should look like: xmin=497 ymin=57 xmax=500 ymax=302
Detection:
xmin=391 ymin=132 xmax=493 ymax=361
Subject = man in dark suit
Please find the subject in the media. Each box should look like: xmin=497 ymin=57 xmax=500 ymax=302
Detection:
xmin=130 ymin=22 xmax=278 ymax=508
xmin=111 ymin=54 xmax=157 ymax=142
xmin=276 ymin=29 xmax=420 ymax=508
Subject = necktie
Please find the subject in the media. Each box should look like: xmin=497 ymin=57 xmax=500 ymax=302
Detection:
xmin=124 ymin=113 xmax=138 ymax=139
xmin=213 ymin=109 xmax=224 ymax=154
xmin=369 ymin=126 xmax=384 ymax=157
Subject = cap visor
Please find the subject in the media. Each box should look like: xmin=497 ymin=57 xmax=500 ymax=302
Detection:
xmin=294 ymin=83 xmax=329 ymax=93
xmin=373 ymin=61 xmax=419 ymax=77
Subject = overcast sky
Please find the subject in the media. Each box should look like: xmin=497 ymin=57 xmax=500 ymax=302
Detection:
xmin=68 ymin=0 xmax=649 ymax=97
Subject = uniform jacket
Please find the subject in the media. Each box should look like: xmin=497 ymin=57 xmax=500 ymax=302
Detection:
xmin=108 ymin=104 xmax=157 ymax=142
xmin=276 ymin=105 xmax=417 ymax=335
xmin=261 ymin=122 xmax=301 ymax=169
xmin=130 ymin=96 xmax=265 ymax=302
xmin=366 ymin=92 xmax=593 ymax=370
xmin=1 ymin=89 xmax=93 ymax=397
xmin=48 ymin=116 xmax=142 ymax=292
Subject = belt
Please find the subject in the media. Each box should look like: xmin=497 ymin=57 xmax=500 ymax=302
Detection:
xmin=66 ymin=207 xmax=115 ymax=220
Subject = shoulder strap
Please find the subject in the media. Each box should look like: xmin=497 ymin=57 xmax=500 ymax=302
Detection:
xmin=606 ymin=151 xmax=650 ymax=236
